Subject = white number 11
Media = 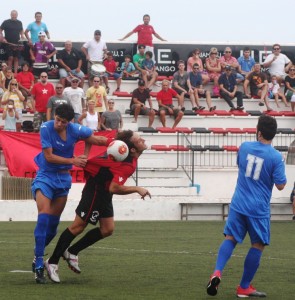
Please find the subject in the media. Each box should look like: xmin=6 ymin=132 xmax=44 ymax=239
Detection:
xmin=245 ymin=154 xmax=264 ymax=180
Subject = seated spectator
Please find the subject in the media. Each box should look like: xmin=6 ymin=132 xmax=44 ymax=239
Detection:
xmin=78 ymin=100 xmax=101 ymax=131
xmin=57 ymin=40 xmax=85 ymax=88
xmin=0 ymin=63 xmax=6 ymax=99
xmin=101 ymin=99 xmax=123 ymax=131
xmin=189 ymin=63 xmax=216 ymax=111
xmin=218 ymin=65 xmax=244 ymax=111
xmin=244 ymin=63 xmax=272 ymax=110
xmin=121 ymin=54 xmax=136 ymax=79
xmin=141 ymin=51 xmax=158 ymax=90
xmin=187 ymin=48 xmax=209 ymax=84
xmin=2 ymin=99 xmax=19 ymax=131
xmin=263 ymin=43 xmax=292 ymax=85
xmin=205 ymin=47 xmax=222 ymax=96
xmin=268 ymin=75 xmax=289 ymax=108
xmin=133 ymin=44 xmax=146 ymax=78
xmin=3 ymin=67 xmax=14 ymax=91
xmin=102 ymin=51 xmax=121 ymax=92
xmin=156 ymin=80 xmax=184 ymax=128
xmin=173 ymin=60 xmax=198 ymax=111
xmin=220 ymin=47 xmax=244 ymax=82
xmin=284 ymin=65 xmax=295 ymax=111
xmin=237 ymin=47 xmax=255 ymax=78
xmin=130 ymin=79 xmax=155 ymax=127
xmin=16 ymin=62 xmax=34 ymax=110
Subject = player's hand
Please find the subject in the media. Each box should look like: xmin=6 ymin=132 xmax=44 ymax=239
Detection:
xmin=73 ymin=155 xmax=88 ymax=167
xmin=137 ymin=187 xmax=151 ymax=200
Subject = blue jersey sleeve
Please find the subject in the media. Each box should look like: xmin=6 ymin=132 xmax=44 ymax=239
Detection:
xmin=272 ymin=152 xmax=287 ymax=185
xmin=40 ymin=121 xmax=54 ymax=149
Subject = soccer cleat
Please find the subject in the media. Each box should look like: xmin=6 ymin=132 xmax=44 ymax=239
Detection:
xmin=206 ymin=270 xmax=221 ymax=296
xmin=63 ymin=249 xmax=81 ymax=274
xmin=35 ymin=267 xmax=46 ymax=284
xmin=236 ymin=285 xmax=266 ymax=298
xmin=32 ymin=256 xmax=36 ymax=273
xmin=44 ymin=259 xmax=60 ymax=283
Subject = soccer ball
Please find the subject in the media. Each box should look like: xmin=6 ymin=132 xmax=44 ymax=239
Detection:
xmin=107 ymin=140 xmax=129 ymax=161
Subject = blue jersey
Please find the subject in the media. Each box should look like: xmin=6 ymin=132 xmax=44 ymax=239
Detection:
xmin=237 ymin=56 xmax=256 ymax=73
xmin=230 ymin=141 xmax=286 ymax=218
xmin=34 ymin=121 xmax=92 ymax=172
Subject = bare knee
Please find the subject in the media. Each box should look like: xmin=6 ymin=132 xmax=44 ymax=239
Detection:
xmin=100 ymin=226 xmax=114 ymax=237
xmin=69 ymin=221 xmax=87 ymax=236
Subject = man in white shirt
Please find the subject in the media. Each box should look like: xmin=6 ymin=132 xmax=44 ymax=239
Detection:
xmin=81 ymin=30 xmax=107 ymax=85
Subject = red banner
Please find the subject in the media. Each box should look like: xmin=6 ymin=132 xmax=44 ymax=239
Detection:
xmin=0 ymin=130 xmax=116 ymax=183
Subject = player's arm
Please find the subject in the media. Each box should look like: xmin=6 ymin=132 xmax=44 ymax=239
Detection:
xmin=109 ymin=181 xmax=151 ymax=199
xmin=83 ymin=134 xmax=113 ymax=157
xmin=275 ymin=183 xmax=286 ymax=191
xmin=119 ymin=31 xmax=134 ymax=41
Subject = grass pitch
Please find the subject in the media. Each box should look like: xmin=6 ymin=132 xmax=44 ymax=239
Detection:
xmin=0 ymin=221 xmax=294 ymax=300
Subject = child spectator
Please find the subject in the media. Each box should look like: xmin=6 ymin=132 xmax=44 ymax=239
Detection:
xmin=268 ymin=75 xmax=289 ymax=108
xmin=103 ymin=52 xmax=121 ymax=92
xmin=120 ymin=54 xmax=136 ymax=79
xmin=141 ymin=51 xmax=158 ymax=90
xmin=2 ymin=99 xmax=19 ymax=131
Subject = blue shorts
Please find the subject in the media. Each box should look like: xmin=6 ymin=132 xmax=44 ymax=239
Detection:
xmin=103 ymin=72 xmax=121 ymax=79
xmin=31 ymin=170 xmax=72 ymax=200
xmin=224 ymin=208 xmax=270 ymax=245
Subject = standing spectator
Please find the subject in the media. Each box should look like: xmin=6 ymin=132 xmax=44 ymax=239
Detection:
xmin=172 ymin=60 xmax=198 ymax=111
xmin=244 ymin=63 xmax=272 ymax=110
xmin=2 ymin=99 xmax=19 ymax=131
xmin=0 ymin=63 xmax=6 ymax=98
xmin=0 ymin=10 xmax=25 ymax=73
xmin=187 ymin=48 xmax=209 ymax=84
xmin=133 ymin=44 xmax=146 ymax=77
xmin=46 ymin=84 xmax=70 ymax=120
xmin=130 ymin=79 xmax=155 ymax=127
xmin=120 ymin=54 xmax=136 ymax=79
xmin=218 ymin=65 xmax=244 ymax=111
xmin=1 ymin=79 xmax=25 ymax=132
xmin=238 ymin=47 xmax=255 ymax=78
xmin=78 ymin=100 xmax=100 ymax=131
xmin=101 ymin=99 xmax=123 ymax=131
xmin=263 ymin=43 xmax=292 ymax=84
xmin=85 ymin=76 xmax=108 ymax=115
xmin=25 ymin=12 xmax=50 ymax=46
xmin=81 ymin=30 xmax=107 ymax=86
xmin=205 ymin=47 xmax=222 ymax=96
xmin=206 ymin=115 xmax=286 ymax=298
xmin=102 ymin=51 xmax=121 ymax=92
xmin=31 ymin=72 xmax=55 ymax=132
xmin=119 ymin=14 xmax=166 ymax=60
xmin=57 ymin=40 xmax=84 ymax=88
xmin=189 ymin=63 xmax=216 ymax=111
xmin=156 ymin=80 xmax=184 ymax=129
xmin=63 ymin=77 xmax=85 ymax=123
xmin=16 ymin=62 xmax=34 ymax=110
xmin=268 ymin=75 xmax=289 ymax=108
xmin=284 ymin=65 xmax=295 ymax=111
xmin=141 ymin=51 xmax=158 ymax=90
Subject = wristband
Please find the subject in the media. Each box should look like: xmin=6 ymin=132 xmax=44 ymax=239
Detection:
xmin=106 ymin=137 xmax=114 ymax=146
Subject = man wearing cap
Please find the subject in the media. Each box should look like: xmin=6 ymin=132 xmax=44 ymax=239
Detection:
xmin=81 ymin=30 xmax=107 ymax=86
xmin=57 ymin=40 xmax=84 ymax=88
xmin=130 ymin=79 xmax=155 ymax=127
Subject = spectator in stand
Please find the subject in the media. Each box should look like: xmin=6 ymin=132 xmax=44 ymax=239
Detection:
xmin=119 ymin=14 xmax=166 ymax=60
xmin=1 ymin=79 xmax=24 ymax=132
xmin=78 ymin=100 xmax=100 ymax=131
xmin=25 ymin=12 xmax=50 ymax=46
xmin=85 ymin=76 xmax=108 ymax=115
xmin=218 ymin=65 xmax=244 ymax=111
xmin=81 ymin=30 xmax=107 ymax=86
xmin=141 ymin=51 xmax=158 ymax=90
xmin=205 ymin=47 xmax=222 ymax=97
xmin=172 ymin=60 xmax=198 ymax=111
xmin=101 ymin=99 xmax=123 ymax=131
xmin=189 ymin=63 xmax=216 ymax=111
xmin=46 ymin=84 xmax=70 ymax=120
xmin=3 ymin=67 xmax=14 ymax=90
xmin=133 ymin=44 xmax=146 ymax=77
xmin=0 ymin=63 xmax=6 ymax=98
xmin=63 ymin=77 xmax=85 ymax=123
xmin=263 ymin=43 xmax=292 ymax=85
xmin=57 ymin=41 xmax=84 ymax=88
xmin=244 ymin=63 xmax=272 ymax=110
xmin=187 ymin=48 xmax=209 ymax=84
xmin=284 ymin=65 xmax=295 ymax=111
xmin=268 ymin=75 xmax=289 ymax=108
xmin=156 ymin=80 xmax=184 ymax=128
xmin=102 ymin=51 xmax=121 ymax=92
xmin=121 ymin=54 xmax=136 ymax=79
xmin=0 ymin=10 xmax=25 ymax=74
xmin=238 ymin=47 xmax=255 ymax=79
xmin=16 ymin=62 xmax=34 ymax=110
xmin=130 ymin=79 xmax=155 ymax=127
xmin=2 ymin=99 xmax=19 ymax=131
xmin=220 ymin=47 xmax=244 ymax=82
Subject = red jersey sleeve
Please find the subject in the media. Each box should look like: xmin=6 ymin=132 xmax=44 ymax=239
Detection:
xmin=111 ymin=158 xmax=137 ymax=185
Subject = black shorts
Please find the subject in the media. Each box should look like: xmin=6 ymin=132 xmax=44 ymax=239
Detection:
xmin=75 ymin=176 xmax=114 ymax=225
xmin=5 ymin=44 xmax=22 ymax=58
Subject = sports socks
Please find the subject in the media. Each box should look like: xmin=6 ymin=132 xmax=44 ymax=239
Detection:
xmin=45 ymin=215 xmax=60 ymax=246
xmin=68 ymin=227 xmax=103 ymax=255
xmin=240 ymin=247 xmax=262 ymax=289
xmin=214 ymin=239 xmax=236 ymax=272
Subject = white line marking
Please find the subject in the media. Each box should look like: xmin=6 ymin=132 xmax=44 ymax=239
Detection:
xmin=10 ymin=270 xmax=32 ymax=273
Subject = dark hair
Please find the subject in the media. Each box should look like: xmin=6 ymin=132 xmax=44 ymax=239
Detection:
xmin=193 ymin=63 xmax=199 ymax=68
xmin=243 ymin=47 xmax=250 ymax=52
xmin=125 ymin=54 xmax=132 ymax=60
xmin=116 ymin=130 xmax=135 ymax=151
xmin=107 ymin=51 xmax=113 ymax=56
xmin=257 ymin=114 xmax=277 ymax=141
xmin=138 ymin=44 xmax=146 ymax=49
xmin=273 ymin=43 xmax=280 ymax=49
xmin=193 ymin=48 xmax=201 ymax=55
xmin=55 ymin=104 xmax=74 ymax=121
xmin=143 ymin=14 xmax=150 ymax=19
xmin=35 ymin=12 xmax=42 ymax=16
xmin=177 ymin=60 xmax=185 ymax=66
xmin=145 ymin=51 xmax=153 ymax=58
xmin=22 ymin=61 xmax=30 ymax=68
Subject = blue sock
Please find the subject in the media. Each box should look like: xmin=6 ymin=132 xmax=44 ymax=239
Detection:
xmin=34 ymin=213 xmax=49 ymax=269
xmin=45 ymin=215 xmax=60 ymax=246
xmin=215 ymin=239 xmax=236 ymax=272
xmin=240 ymin=247 xmax=262 ymax=289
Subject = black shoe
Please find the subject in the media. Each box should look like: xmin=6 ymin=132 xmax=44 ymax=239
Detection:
xmin=198 ymin=106 xmax=205 ymax=110
xmin=230 ymin=107 xmax=236 ymax=111
xmin=292 ymin=215 xmax=295 ymax=221
xmin=192 ymin=107 xmax=198 ymax=111
xmin=181 ymin=107 xmax=185 ymax=112
xmin=237 ymin=106 xmax=244 ymax=111
xmin=209 ymin=106 xmax=216 ymax=112
xmin=35 ymin=267 xmax=46 ymax=284
xmin=32 ymin=256 xmax=36 ymax=273
xmin=207 ymin=273 xmax=221 ymax=296
xmin=258 ymin=102 xmax=264 ymax=106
